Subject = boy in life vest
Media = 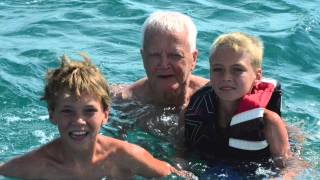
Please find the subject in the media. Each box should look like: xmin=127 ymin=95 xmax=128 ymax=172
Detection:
xmin=184 ymin=32 xmax=293 ymax=169
xmin=0 ymin=54 xmax=183 ymax=180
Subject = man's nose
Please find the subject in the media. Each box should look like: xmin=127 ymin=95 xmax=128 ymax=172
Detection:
xmin=158 ymin=53 xmax=169 ymax=68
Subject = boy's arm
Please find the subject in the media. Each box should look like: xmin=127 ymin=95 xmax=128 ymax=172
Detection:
xmin=0 ymin=156 xmax=26 ymax=177
xmin=263 ymin=109 xmax=290 ymax=163
xmin=118 ymin=143 xmax=175 ymax=178
xmin=263 ymin=109 xmax=308 ymax=177
xmin=0 ymin=152 xmax=44 ymax=179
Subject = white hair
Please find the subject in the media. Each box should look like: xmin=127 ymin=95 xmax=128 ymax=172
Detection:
xmin=142 ymin=11 xmax=197 ymax=52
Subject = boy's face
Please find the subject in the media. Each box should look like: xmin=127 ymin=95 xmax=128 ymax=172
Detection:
xmin=210 ymin=47 xmax=261 ymax=102
xmin=49 ymin=90 xmax=108 ymax=150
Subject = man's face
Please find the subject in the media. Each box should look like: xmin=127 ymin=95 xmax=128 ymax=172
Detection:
xmin=141 ymin=30 xmax=197 ymax=95
xmin=210 ymin=47 xmax=261 ymax=102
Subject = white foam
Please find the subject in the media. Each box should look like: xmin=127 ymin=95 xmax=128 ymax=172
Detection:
xmin=38 ymin=115 xmax=49 ymax=121
xmin=32 ymin=130 xmax=55 ymax=144
xmin=0 ymin=145 xmax=9 ymax=154
xmin=6 ymin=115 xmax=21 ymax=123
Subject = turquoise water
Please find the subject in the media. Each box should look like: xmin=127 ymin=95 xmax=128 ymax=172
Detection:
xmin=0 ymin=0 xmax=319 ymax=179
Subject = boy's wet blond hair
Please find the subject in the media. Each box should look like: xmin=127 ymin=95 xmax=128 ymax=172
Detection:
xmin=209 ymin=32 xmax=263 ymax=69
xmin=41 ymin=53 xmax=110 ymax=111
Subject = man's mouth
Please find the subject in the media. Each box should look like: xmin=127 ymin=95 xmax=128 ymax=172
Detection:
xmin=157 ymin=75 xmax=174 ymax=78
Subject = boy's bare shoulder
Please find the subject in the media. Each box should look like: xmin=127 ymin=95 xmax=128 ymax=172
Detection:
xmin=19 ymin=139 xmax=63 ymax=166
xmin=0 ymin=140 xmax=61 ymax=178
xmin=263 ymin=109 xmax=283 ymax=125
xmin=99 ymin=135 xmax=143 ymax=154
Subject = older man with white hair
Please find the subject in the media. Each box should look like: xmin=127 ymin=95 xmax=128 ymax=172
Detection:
xmin=113 ymin=11 xmax=208 ymax=110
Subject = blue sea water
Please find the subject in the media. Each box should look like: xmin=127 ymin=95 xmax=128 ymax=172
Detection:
xmin=0 ymin=0 xmax=319 ymax=179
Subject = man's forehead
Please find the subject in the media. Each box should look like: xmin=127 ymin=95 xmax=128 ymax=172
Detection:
xmin=145 ymin=29 xmax=187 ymax=39
xmin=144 ymin=33 xmax=190 ymax=49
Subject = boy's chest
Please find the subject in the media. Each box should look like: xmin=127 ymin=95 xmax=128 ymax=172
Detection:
xmin=41 ymin=160 xmax=112 ymax=180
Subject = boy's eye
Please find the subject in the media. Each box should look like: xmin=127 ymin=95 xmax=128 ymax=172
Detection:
xmin=84 ymin=108 xmax=97 ymax=113
xmin=233 ymin=67 xmax=245 ymax=73
xmin=61 ymin=109 xmax=73 ymax=114
xmin=84 ymin=108 xmax=98 ymax=116
xmin=212 ymin=67 xmax=223 ymax=72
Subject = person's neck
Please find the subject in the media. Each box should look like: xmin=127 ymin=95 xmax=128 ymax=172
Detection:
xmin=147 ymin=82 xmax=190 ymax=110
xmin=60 ymin=138 xmax=98 ymax=166
xmin=219 ymin=100 xmax=238 ymax=115
xmin=218 ymin=99 xmax=239 ymax=128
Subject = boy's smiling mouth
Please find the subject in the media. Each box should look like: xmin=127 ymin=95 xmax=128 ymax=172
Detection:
xmin=69 ymin=130 xmax=89 ymax=140
xmin=219 ymin=86 xmax=236 ymax=91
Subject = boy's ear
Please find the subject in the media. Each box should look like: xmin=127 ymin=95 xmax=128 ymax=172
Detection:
xmin=102 ymin=110 xmax=109 ymax=125
xmin=140 ymin=49 xmax=145 ymax=60
xmin=48 ymin=110 xmax=57 ymax=125
xmin=140 ymin=49 xmax=147 ymax=70
xmin=256 ymin=68 xmax=262 ymax=80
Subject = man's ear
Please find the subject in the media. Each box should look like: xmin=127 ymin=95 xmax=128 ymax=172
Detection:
xmin=256 ymin=68 xmax=262 ymax=80
xmin=191 ymin=49 xmax=198 ymax=71
xmin=48 ymin=110 xmax=57 ymax=125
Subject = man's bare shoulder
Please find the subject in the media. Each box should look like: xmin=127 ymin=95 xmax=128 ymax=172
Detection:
xmin=189 ymin=75 xmax=209 ymax=90
xmin=110 ymin=77 xmax=149 ymax=101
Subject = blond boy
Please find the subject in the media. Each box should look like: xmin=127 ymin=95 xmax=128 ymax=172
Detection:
xmin=185 ymin=32 xmax=306 ymax=177
xmin=0 ymin=54 xmax=180 ymax=180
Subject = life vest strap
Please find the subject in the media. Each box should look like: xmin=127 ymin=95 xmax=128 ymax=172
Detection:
xmin=229 ymin=138 xmax=268 ymax=150
xmin=230 ymin=108 xmax=264 ymax=126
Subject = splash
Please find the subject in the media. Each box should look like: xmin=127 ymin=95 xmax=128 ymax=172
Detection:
xmin=292 ymin=12 xmax=320 ymax=33
xmin=32 ymin=130 xmax=55 ymax=144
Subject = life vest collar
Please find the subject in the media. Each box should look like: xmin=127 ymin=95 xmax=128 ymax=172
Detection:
xmin=228 ymin=80 xmax=276 ymax=151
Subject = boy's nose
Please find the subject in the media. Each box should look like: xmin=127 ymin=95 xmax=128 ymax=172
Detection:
xmin=73 ymin=114 xmax=86 ymax=125
xmin=222 ymin=71 xmax=232 ymax=81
